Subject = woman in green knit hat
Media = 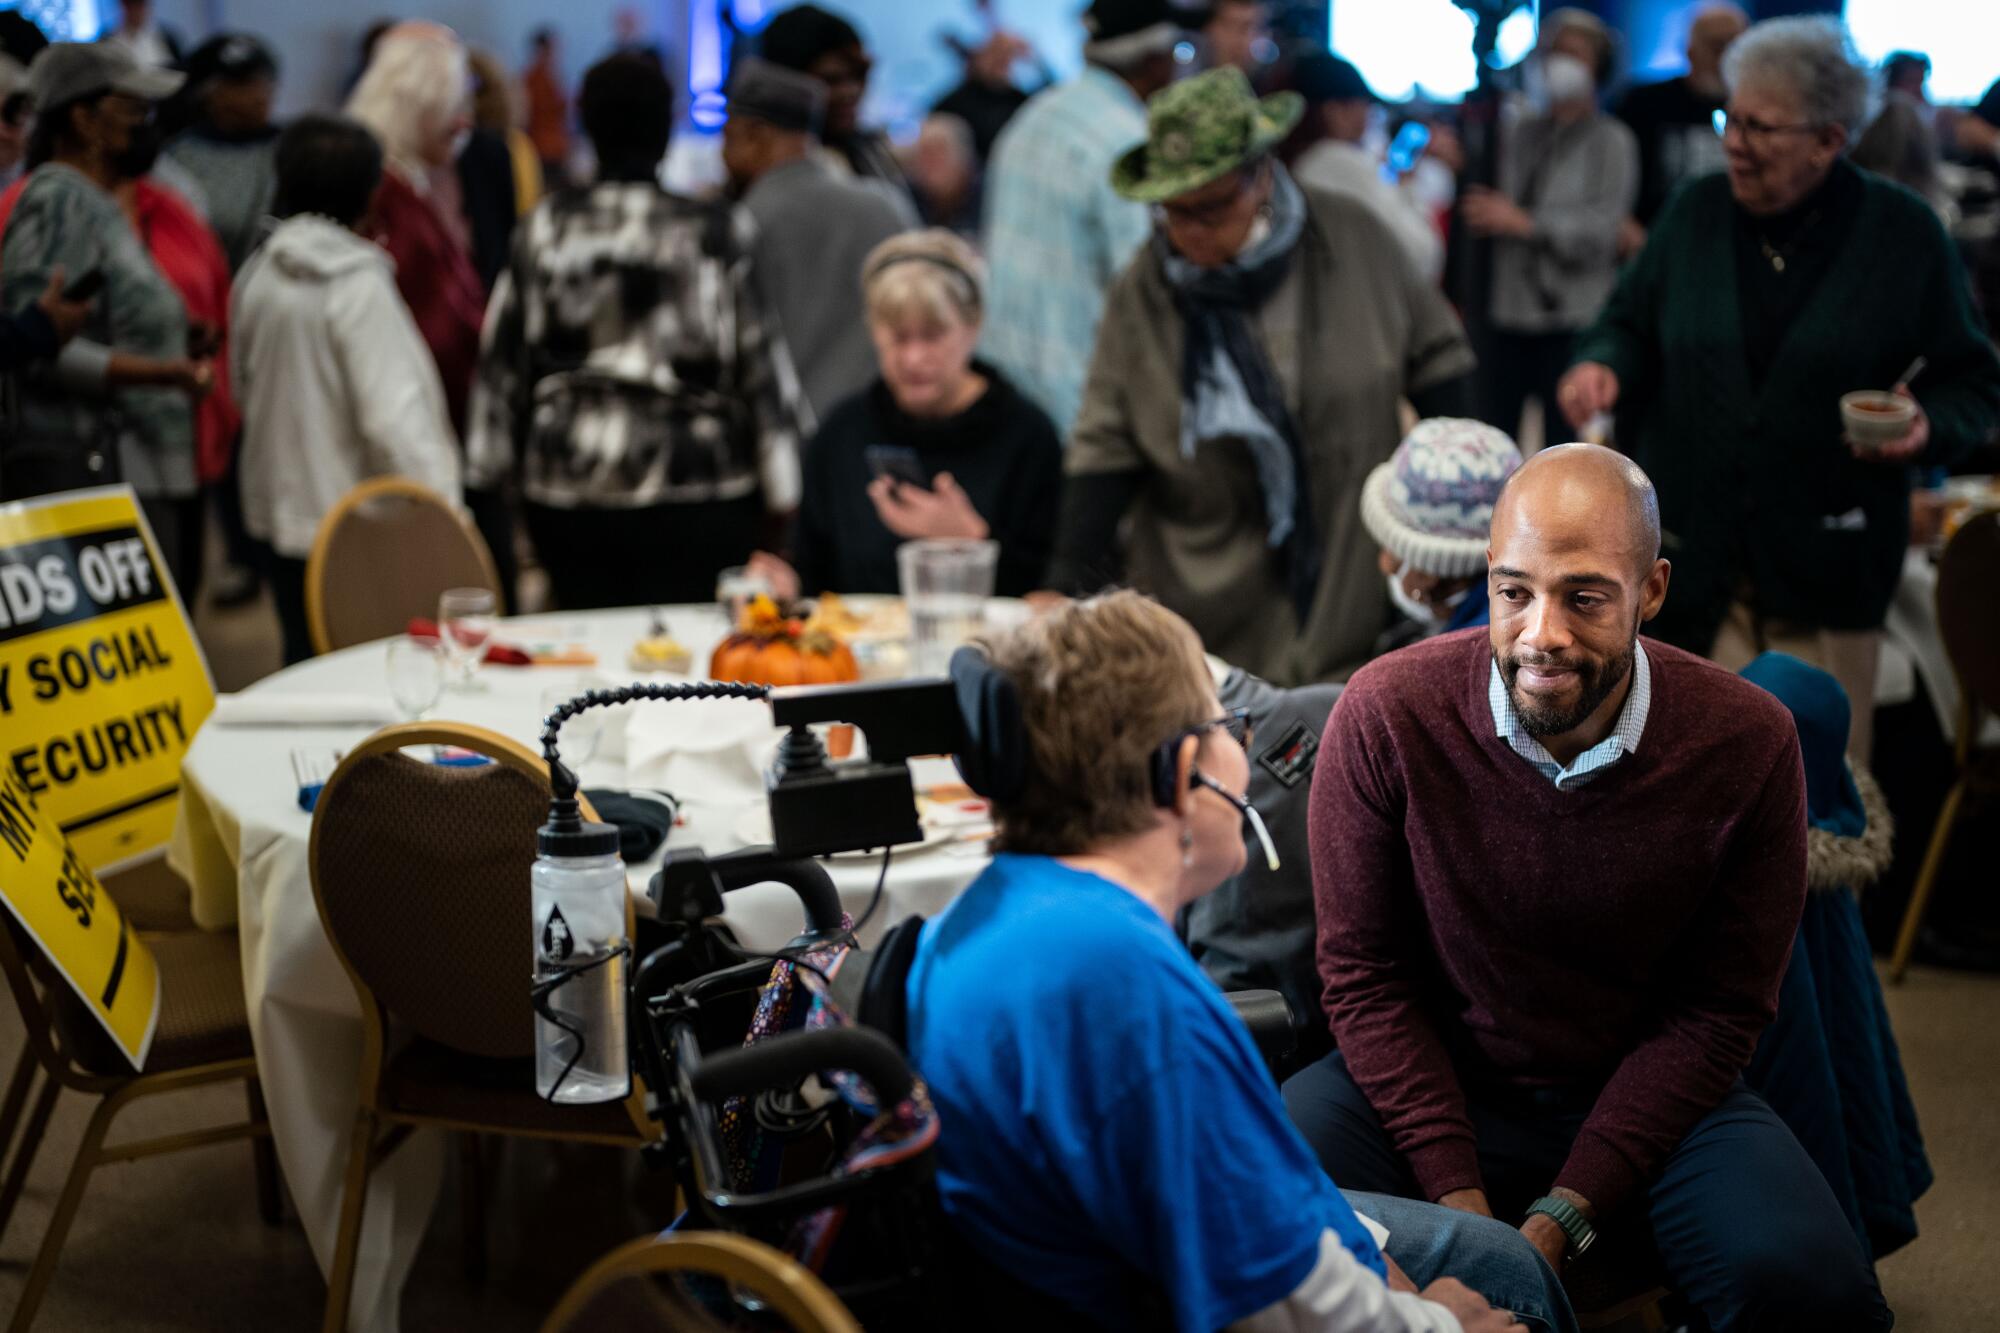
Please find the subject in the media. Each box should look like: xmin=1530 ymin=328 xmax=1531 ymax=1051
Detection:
xmin=1559 ymin=16 xmax=2000 ymax=762
xmin=1049 ymin=65 xmax=1475 ymax=687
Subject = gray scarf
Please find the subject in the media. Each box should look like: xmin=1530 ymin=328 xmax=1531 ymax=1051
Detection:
xmin=1157 ymin=165 xmax=1317 ymax=617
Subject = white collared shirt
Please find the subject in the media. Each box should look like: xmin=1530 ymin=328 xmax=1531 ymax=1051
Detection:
xmin=1487 ymin=643 xmax=1652 ymax=790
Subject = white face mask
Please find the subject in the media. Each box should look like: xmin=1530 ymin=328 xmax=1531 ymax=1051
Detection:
xmin=1385 ymin=560 xmax=1468 ymax=626
xmin=1541 ymin=53 xmax=1596 ymax=106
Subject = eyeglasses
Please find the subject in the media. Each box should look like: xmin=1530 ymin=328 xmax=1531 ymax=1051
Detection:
xmin=1152 ymin=173 xmax=1257 ymax=230
xmin=1191 ymin=707 xmax=1253 ymax=750
xmin=1719 ymin=111 xmax=1818 ymax=146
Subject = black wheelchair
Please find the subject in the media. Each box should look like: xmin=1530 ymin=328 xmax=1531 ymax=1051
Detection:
xmin=541 ymin=677 xmax=1297 ymax=1330
xmin=626 ymin=845 xmax=1298 ymax=1332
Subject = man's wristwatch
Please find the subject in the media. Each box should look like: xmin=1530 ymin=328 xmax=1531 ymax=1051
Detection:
xmin=1525 ymin=1195 xmax=1597 ymax=1260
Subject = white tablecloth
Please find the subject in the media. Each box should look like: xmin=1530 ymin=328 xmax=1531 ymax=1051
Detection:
xmin=167 ymin=605 xmax=993 ymax=1332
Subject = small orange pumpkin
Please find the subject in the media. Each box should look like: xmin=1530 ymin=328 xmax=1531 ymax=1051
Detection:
xmin=709 ymin=595 xmax=860 ymax=690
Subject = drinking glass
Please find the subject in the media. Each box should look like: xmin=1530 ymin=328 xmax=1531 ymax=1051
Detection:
xmin=897 ymin=539 xmax=998 ymax=677
xmin=385 ymin=635 xmax=445 ymax=719
xmin=715 ymin=565 xmax=774 ymax=624
xmin=438 ymin=587 xmax=497 ymax=688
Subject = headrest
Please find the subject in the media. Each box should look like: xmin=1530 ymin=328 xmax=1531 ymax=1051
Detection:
xmin=949 ymin=646 xmax=1026 ymax=804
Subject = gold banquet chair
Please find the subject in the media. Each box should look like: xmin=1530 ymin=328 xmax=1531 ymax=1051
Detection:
xmin=304 ymin=476 xmax=502 ymax=656
xmin=541 ymin=1231 xmax=863 ymax=1333
xmin=0 ymin=917 xmax=276 ymax=1332
xmin=1889 ymin=509 xmax=2000 ymax=983
xmin=308 ymin=722 xmax=656 ymax=1333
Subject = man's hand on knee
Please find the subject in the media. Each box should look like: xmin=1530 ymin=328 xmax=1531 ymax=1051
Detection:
xmin=1421 ymin=1277 xmax=1527 ymax=1332
xmin=1519 ymin=1214 xmax=1569 ymax=1274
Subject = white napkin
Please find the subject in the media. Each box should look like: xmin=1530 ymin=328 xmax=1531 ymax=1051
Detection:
xmin=207 ymin=693 xmax=401 ymax=728
xmin=622 ymin=692 xmax=779 ymax=806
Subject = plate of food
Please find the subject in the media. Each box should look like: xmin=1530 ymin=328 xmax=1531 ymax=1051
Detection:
xmin=628 ymin=610 xmax=693 ymax=673
xmin=810 ymin=592 xmax=908 ymax=643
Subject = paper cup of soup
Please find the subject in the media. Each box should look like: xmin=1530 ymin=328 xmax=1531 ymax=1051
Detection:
xmin=1840 ymin=391 xmax=1916 ymax=453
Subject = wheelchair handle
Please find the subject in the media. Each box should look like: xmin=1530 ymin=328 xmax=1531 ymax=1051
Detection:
xmin=708 ymin=850 xmax=847 ymax=937
xmin=689 ymin=1026 xmax=916 ymax=1107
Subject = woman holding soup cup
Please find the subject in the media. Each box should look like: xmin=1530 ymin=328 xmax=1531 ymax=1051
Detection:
xmin=1556 ymin=17 xmax=2000 ymax=762
xmin=750 ymin=228 xmax=1063 ymax=599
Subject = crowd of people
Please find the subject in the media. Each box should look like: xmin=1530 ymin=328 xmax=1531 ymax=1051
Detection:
xmin=1 ymin=0 xmax=1997 ymax=1328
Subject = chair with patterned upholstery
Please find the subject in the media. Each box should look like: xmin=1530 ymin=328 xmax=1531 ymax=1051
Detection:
xmin=0 ymin=916 xmax=276 ymax=1332
xmin=99 ymin=857 xmax=197 ymax=932
xmin=541 ymin=1231 xmax=863 ymax=1333
xmin=309 ymin=721 xmax=656 ymax=1333
xmin=304 ymin=476 xmax=502 ymax=656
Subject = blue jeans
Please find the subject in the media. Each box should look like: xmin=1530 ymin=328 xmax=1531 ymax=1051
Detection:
xmin=1287 ymin=1051 xmax=1893 ymax=1333
xmin=1342 ymin=1190 xmax=1579 ymax=1333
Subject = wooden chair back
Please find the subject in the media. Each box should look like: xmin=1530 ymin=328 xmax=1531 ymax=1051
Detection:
xmin=1937 ymin=510 xmax=2000 ymax=741
xmin=540 ymin=1232 xmax=863 ymax=1333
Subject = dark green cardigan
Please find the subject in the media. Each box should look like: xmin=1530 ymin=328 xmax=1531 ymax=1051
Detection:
xmin=1572 ymin=162 xmax=2000 ymax=649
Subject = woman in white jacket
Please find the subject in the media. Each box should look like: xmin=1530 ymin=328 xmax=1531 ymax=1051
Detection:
xmin=231 ymin=112 xmax=461 ymax=663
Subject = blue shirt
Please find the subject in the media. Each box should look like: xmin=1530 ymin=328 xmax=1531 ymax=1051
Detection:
xmin=980 ymin=68 xmax=1152 ymax=435
xmin=1488 ymin=641 xmax=1652 ymax=790
xmin=906 ymin=854 xmax=1384 ymax=1331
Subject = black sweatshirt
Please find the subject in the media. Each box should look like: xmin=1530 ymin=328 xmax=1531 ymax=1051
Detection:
xmin=790 ymin=364 xmax=1064 ymax=597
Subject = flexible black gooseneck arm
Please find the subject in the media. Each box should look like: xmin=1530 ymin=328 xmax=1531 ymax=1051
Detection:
xmin=539 ymin=680 xmax=773 ymax=801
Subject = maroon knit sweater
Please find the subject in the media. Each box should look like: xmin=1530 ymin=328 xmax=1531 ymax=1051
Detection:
xmin=1308 ymin=629 xmax=1807 ymax=1215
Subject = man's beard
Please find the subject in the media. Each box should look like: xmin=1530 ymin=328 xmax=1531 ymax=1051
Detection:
xmin=1499 ymin=636 xmax=1635 ymax=738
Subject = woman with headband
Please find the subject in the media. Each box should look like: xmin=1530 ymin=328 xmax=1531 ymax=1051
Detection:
xmin=752 ymin=228 xmax=1063 ymax=598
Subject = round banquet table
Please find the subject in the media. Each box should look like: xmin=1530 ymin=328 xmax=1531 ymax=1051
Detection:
xmin=166 ymin=603 xmax=999 ymax=1333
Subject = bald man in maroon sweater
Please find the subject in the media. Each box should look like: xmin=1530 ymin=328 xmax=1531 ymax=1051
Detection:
xmin=1283 ymin=446 xmax=1890 ymax=1331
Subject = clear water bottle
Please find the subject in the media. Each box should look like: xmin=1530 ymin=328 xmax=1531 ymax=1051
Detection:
xmin=532 ymin=798 xmax=630 ymax=1104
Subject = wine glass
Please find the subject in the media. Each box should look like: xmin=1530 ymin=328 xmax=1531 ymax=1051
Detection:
xmin=438 ymin=587 xmax=497 ymax=689
xmin=715 ymin=565 xmax=774 ymax=624
xmin=386 ymin=635 xmax=445 ymax=719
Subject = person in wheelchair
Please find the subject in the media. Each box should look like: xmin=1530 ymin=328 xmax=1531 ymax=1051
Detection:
xmin=907 ymin=590 xmax=1576 ymax=1332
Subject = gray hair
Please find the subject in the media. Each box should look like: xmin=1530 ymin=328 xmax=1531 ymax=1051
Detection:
xmin=1721 ymin=16 xmax=1868 ymax=136
xmin=345 ymin=22 xmax=470 ymax=178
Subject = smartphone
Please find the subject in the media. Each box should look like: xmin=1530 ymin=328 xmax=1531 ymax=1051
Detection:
xmin=865 ymin=444 xmax=930 ymax=492
xmin=62 ymin=268 xmax=105 ymax=302
xmin=1386 ymin=121 xmax=1432 ymax=178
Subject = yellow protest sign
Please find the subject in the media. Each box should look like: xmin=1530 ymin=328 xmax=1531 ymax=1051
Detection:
xmin=0 ymin=765 xmax=159 ymax=1069
xmin=0 ymin=486 xmax=215 ymax=872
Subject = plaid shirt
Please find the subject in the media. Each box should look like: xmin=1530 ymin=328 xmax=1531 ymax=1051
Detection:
xmin=979 ymin=67 xmax=1152 ymax=434
xmin=1488 ymin=642 xmax=1652 ymax=790
xmin=467 ymin=182 xmax=805 ymax=510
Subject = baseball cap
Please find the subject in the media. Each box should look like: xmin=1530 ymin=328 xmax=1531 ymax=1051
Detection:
xmin=1083 ymin=0 xmax=1199 ymax=61
xmin=726 ymin=55 xmax=826 ymax=134
xmin=1292 ymin=52 xmax=1377 ymax=105
xmin=183 ymin=33 xmax=279 ymax=88
xmin=25 ymin=41 xmax=183 ymax=111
